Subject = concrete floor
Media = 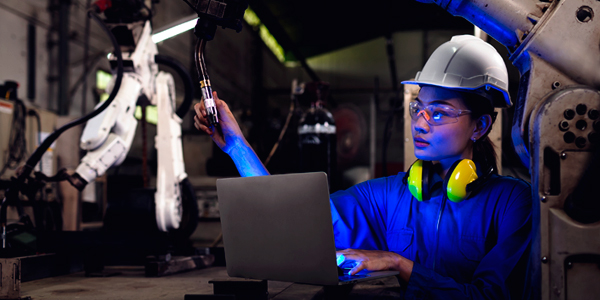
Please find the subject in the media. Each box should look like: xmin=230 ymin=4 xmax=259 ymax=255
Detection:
xmin=21 ymin=266 xmax=404 ymax=299
xmin=22 ymin=266 xmax=214 ymax=300
xmin=21 ymin=266 xmax=279 ymax=300
xmin=18 ymin=209 xmax=403 ymax=299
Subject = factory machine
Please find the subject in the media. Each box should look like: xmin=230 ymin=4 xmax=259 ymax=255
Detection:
xmin=68 ymin=0 xmax=198 ymax=235
xmin=1 ymin=0 xmax=214 ymax=241
xmin=417 ymin=0 xmax=600 ymax=299
xmin=0 ymin=0 xmax=205 ymax=281
xmin=2 ymin=0 xmax=599 ymax=298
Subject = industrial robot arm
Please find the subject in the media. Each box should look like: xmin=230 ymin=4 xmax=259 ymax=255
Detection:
xmin=71 ymin=2 xmax=194 ymax=232
xmin=414 ymin=0 xmax=600 ymax=166
xmin=414 ymin=1 xmax=600 ymax=299
xmin=73 ymin=20 xmax=157 ymax=187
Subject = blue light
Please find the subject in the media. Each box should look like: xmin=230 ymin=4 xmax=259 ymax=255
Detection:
xmin=226 ymin=140 xmax=269 ymax=177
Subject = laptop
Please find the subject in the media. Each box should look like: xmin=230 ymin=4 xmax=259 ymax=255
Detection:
xmin=216 ymin=172 xmax=399 ymax=286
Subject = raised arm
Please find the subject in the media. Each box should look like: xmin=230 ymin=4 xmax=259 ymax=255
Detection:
xmin=194 ymin=91 xmax=269 ymax=177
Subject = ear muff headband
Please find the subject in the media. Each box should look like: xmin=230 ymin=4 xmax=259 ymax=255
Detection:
xmin=445 ymin=159 xmax=479 ymax=202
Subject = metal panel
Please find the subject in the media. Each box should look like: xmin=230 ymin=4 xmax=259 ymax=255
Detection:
xmin=532 ymin=86 xmax=600 ymax=300
xmin=0 ymin=258 xmax=21 ymax=300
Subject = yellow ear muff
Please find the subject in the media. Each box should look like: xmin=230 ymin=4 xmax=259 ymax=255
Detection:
xmin=446 ymin=159 xmax=479 ymax=202
xmin=407 ymin=160 xmax=424 ymax=201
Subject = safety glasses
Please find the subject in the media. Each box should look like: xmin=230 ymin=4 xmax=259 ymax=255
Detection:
xmin=409 ymin=100 xmax=471 ymax=126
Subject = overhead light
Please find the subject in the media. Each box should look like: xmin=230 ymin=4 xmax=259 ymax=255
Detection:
xmin=150 ymin=8 xmax=287 ymax=63
xmin=152 ymin=17 xmax=198 ymax=44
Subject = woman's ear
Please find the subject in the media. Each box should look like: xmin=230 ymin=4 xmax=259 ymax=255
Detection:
xmin=473 ymin=114 xmax=493 ymax=140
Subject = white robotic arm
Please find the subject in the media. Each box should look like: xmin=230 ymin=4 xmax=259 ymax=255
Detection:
xmin=73 ymin=20 xmax=188 ymax=232
xmin=76 ymin=21 xmax=156 ymax=183
xmin=76 ymin=74 xmax=142 ymax=182
xmin=154 ymin=72 xmax=187 ymax=232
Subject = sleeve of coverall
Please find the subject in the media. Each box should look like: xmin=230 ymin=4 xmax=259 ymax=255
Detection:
xmin=405 ymin=180 xmax=532 ymax=300
xmin=329 ymin=176 xmax=398 ymax=251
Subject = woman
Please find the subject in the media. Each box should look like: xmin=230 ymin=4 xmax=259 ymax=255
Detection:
xmin=194 ymin=35 xmax=531 ymax=299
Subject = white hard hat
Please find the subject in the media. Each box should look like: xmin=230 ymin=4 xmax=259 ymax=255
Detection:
xmin=402 ymin=35 xmax=511 ymax=108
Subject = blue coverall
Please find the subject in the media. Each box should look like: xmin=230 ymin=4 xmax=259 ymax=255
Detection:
xmin=330 ymin=172 xmax=532 ymax=299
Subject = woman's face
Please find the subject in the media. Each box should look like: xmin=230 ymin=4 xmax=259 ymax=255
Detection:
xmin=411 ymin=86 xmax=477 ymax=166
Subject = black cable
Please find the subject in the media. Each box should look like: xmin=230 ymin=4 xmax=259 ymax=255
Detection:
xmin=21 ymin=10 xmax=123 ymax=176
xmin=1 ymin=9 xmax=124 ymax=227
xmin=154 ymin=55 xmax=195 ymax=119
xmin=27 ymin=109 xmax=42 ymax=174
xmin=196 ymin=39 xmax=210 ymax=82
xmin=194 ymin=39 xmax=202 ymax=78
xmin=195 ymin=38 xmax=218 ymax=125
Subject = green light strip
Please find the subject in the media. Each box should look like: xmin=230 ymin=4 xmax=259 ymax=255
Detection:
xmin=243 ymin=8 xmax=261 ymax=28
xmin=244 ymin=7 xmax=286 ymax=62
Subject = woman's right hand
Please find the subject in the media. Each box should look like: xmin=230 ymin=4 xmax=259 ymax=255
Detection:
xmin=194 ymin=91 xmax=245 ymax=153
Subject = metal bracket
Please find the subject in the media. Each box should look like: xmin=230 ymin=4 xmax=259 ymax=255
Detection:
xmin=0 ymin=258 xmax=27 ymax=300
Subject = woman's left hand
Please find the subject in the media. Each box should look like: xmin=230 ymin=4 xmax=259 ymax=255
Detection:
xmin=336 ymin=249 xmax=414 ymax=282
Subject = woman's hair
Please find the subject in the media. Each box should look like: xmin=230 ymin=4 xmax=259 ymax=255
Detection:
xmin=461 ymin=92 xmax=498 ymax=174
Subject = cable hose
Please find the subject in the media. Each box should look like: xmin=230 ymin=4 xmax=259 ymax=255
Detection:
xmin=20 ymin=10 xmax=123 ymax=178
xmin=1 ymin=9 xmax=124 ymax=226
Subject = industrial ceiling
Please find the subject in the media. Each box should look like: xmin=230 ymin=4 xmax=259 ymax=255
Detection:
xmin=248 ymin=0 xmax=473 ymax=60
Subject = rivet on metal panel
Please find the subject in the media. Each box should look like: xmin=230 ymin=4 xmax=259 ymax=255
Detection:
xmin=559 ymin=120 xmax=570 ymax=131
xmin=561 ymin=152 xmax=567 ymax=159
xmin=542 ymin=256 xmax=548 ymax=263
xmin=576 ymin=6 xmax=594 ymax=23
xmin=541 ymin=196 xmax=547 ymax=203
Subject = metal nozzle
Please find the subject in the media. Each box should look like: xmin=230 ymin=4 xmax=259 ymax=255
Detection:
xmin=68 ymin=173 xmax=89 ymax=191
